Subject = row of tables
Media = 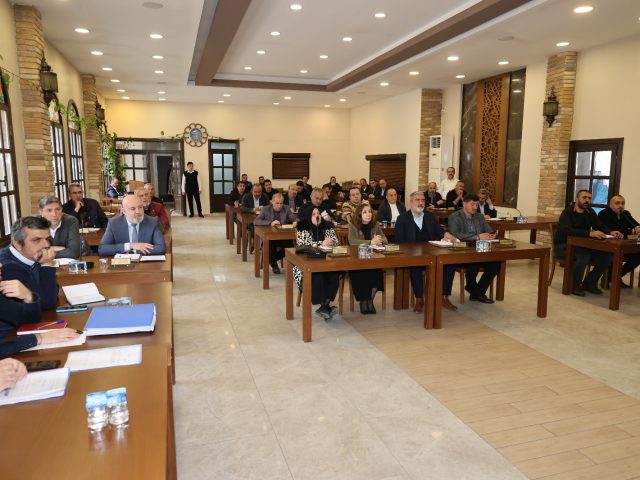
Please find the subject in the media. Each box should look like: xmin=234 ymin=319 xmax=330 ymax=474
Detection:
xmin=1 ymin=228 xmax=177 ymax=479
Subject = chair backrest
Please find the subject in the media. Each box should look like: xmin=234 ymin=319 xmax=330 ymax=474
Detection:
xmin=335 ymin=228 xmax=349 ymax=246
xmin=128 ymin=180 xmax=145 ymax=193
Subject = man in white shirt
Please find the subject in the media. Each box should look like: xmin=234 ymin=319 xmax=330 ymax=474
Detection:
xmin=377 ymin=188 xmax=406 ymax=224
xmin=439 ymin=167 xmax=459 ymax=197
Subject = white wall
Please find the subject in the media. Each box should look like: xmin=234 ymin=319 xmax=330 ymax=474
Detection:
xmin=441 ymin=84 xmax=462 ymax=171
xmin=349 ymin=89 xmax=422 ymax=193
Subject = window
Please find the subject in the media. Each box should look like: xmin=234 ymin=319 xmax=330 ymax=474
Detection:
xmin=67 ymin=101 xmax=85 ymax=192
xmin=121 ymin=153 xmax=149 ymax=183
xmin=272 ymin=152 xmax=310 ymax=179
xmin=0 ymin=70 xmax=21 ymax=245
xmin=566 ymin=139 xmax=623 ymax=212
xmin=49 ymin=99 xmax=68 ymax=203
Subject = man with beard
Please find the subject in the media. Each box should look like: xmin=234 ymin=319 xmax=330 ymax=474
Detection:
xmin=136 ymin=188 xmax=170 ymax=231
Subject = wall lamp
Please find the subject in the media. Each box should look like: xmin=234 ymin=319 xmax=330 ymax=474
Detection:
xmin=40 ymin=58 xmax=58 ymax=105
xmin=95 ymin=100 xmax=105 ymax=124
xmin=543 ymin=86 xmax=559 ymax=127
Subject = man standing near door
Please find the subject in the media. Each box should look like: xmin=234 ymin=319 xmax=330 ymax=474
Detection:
xmin=182 ymin=161 xmax=204 ymax=218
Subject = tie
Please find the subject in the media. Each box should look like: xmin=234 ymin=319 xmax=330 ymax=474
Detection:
xmin=130 ymin=224 xmax=139 ymax=244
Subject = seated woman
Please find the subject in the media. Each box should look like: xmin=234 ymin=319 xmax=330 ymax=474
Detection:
xmin=348 ymin=203 xmax=387 ymax=314
xmin=425 ymin=182 xmax=445 ymax=209
xmin=295 ymin=207 xmax=341 ymax=320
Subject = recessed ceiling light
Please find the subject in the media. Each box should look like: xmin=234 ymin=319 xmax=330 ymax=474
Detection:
xmin=284 ymin=96 xmax=292 ymax=100
xmin=574 ymin=6 xmax=593 ymax=13
xmin=154 ymin=70 xmax=164 ymax=74
xmin=110 ymin=79 xmax=120 ymax=83
xmin=290 ymin=4 xmax=302 ymax=10
xmin=91 ymin=51 xmax=103 ymax=56
xmin=342 ymin=36 xmax=352 ymax=42
xmin=74 ymin=27 xmax=90 ymax=34
xmin=409 ymin=71 xmax=419 ymax=76
xmin=121 ymin=96 xmax=129 ymax=100
xmin=159 ymin=98 xmax=166 ymax=101
xmin=380 ymin=81 xmax=389 ymax=86
xmin=218 ymin=100 xmax=224 ymax=103
xmin=152 ymin=55 xmax=164 ymax=60
xmin=374 ymin=12 xmax=386 ymax=18
xmin=273 ymin=102 xmax=280 ymax=105
xmin=149 ymin=33 xmax=163 ymax=39
xmin=447 ymin=56 xmax=459 ymax=61
xmin=300 ymin=69 xmax=308 ymax=73
xmin=339 ymin=98 xmax=346 ymax=102
xmin=512 ymin=89 xmax=522 ymax=93
xmin=256 ymin=50 xmax=266 ymax=55
xmin=244 ymin=66 xmax=252 ymax=70
xmin=498 ymin=60 xmax=509 ymax=65
xmin=223 ymin=94 xmax=231 ymax=97
xmin=319 ymin=54 xmax=328 ymax=59
xmin=455 ymin=74 xmax=466 ymax=79
xmin=116 ymin=89 xmax=126 ymax=93
xmin=142 ymin=2 xmax=164 ymax=8
xmin=556 ymin=41 xmax=570 ymax=47
xmin=102 ymin=67 xmax=112 ymax=71
xmin=157 ymin=90 xmax=166 ymax=94
xmin=498 ymin=35 xmax=515 ymax=42
xmin=270 ymin=31 xmax=280 ymax=36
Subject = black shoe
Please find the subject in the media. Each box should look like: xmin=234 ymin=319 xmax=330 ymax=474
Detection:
xmin=470 ymin=294 xmax=494 ymax=304
xmin=620 ymin=281 xmax=631 ymax=289
xmin=198 ymin=213 xmax=204 ymax=218
xmin=360 ymin=301 xmax=368 ymax=314
xmin=189 ymin=214 xmax=194 ymax=218
xmin=367 ymin=299 xmax=376 ymax=314
xmin=572 ymin=286 xmax=586 ymax=297
xmin=581 ymin=283 xmax=603 ymax=295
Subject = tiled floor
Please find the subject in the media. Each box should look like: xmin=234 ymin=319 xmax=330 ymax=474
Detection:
xmin=172 ymin=215 xmax=640 ymax=479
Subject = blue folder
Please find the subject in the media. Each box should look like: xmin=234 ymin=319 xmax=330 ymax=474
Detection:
xmin=84 ymin=304 xmax=156 ymax=336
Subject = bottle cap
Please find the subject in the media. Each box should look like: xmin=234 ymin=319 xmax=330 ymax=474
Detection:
xmin=86 ymin=391 xmax=107 ymax=410
xmin=106 ymin=387 xmax=127 ymax=406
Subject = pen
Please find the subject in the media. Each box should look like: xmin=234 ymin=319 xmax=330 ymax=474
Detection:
xmin=37 ymin=319 xmax=66 ymax=330
xmin=2 ymin=388 xmax=9 ymax=397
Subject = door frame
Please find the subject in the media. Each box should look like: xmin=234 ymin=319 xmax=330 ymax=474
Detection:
xmin=208 ymin=139 xmax=240 ymax=213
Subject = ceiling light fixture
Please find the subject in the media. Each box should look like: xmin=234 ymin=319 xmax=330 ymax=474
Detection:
xmin=512 ymin=89 xmax=522 ymax=93
xmin=102 ymin=67 xmax=112 ymax=71
xmin=256 ymin=50 xmax=266 ymax=55
xmin=110 ymin=79 xmax=120 ymax=83
xmin=300 ymin=69 xmax=308 ymax=73
xmin=374 ymin=12 xmax=386 ymax=18
xmin=290 ymin=4 xmax=302 ymax=10
xmin=149 ymin=33 xmax=163 ymax=39
xmin=223 ymin=94 xmax=231 ymax=97
xmin=244 ymin=66 xmax=252 ymax=70
xmin=116 ymin=89 xmax=126 ymax=93
xmin=447 ymin=56 xmax=459 ymax=61
xmin=573 ymin=6 xmax=593 ymax=13
xmin=157 ymin=91 xmax=166 ymax=94
xmin=159 ymin=98 xmax=166 ymax=101
xmin=409 ymin=71 xmax=419 ymax=76
xmin=324 ymin=104 xmax=331 ymax=108
xmin=284 ymin=96 xmax=292 ymax=100
xmin=556 ymin=41 xmax=570 ymax=47
xmin=270 ymin=31 xmax=281 ymax=36
xmin=154 ymin=70 xmax=164 ymax=74
xmin=339 ymin=98 xmax=346 ymax=102
xmin=319 ymin=54 xmax=328 ymax=59
xmin=498 ymin=60 xmax=510 ymax=65
xmin=122 ymin=96 xmax=130 ymax=100
xmin=91 ymin=51 xmax=103 ymax=56
xmin=152 ymin=55 xmax=164 ymax=60
xmin=273 ymin=102 xmax=280 ymax=105
xmin=342 ymin=36 xmax=352 ymax=42
xmin=380 ymin=81 xmax=389 ymax=86
xmin=74 ymin=28 xmax=90 ymax=34
xmin=456 ymin=74 xmax=466 ymax=79
xmin=218 ymin=100 xmax=224 ymax=103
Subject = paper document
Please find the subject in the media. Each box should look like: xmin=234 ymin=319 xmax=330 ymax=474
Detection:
xmin=24 ymin=333 xmax=87 ymax=351
xmin=0 ymin=368 xmax=70 ymax=406
xmin=140 ymin=255 xmax=166 ymax=262
xmin=604 ymin=234 xmax=616 ymax=238
xmin=56 ymin=258 xmax=77 ymax=266
xmin=64 ymin=344 xmax=142 ymax=372
xmin=114 ymin=253 xmax=141 ymax=261
xmin=428 ymin=240 xmax=453 ymax=248
xmin=79 ymin=227 xmax=100 ymax=234
xmin=318 ymin=245 xmax=333 ymax=252
xmin=62 ymin=283 xmax=105 ymax=306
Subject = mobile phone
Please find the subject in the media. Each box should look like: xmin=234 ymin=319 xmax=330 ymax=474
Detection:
xmin=55 ymin=305 xmax=88 ymax=313
xmin=24 ymin=360 xmax=61 ymax=372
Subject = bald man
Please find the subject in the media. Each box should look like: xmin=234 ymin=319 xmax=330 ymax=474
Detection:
xmin=98 ymin=194 xmax=166 ymax=256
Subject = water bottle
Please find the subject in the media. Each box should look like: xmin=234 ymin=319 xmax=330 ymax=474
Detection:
xmin=86 ymin=392 xmax=109 ymax=431
xmin=99 ymin=258 xmax=108 ymax=271
xmin=107 ymin=387 xmax=129 ymax=427
xmin=358 ymin=243 xmax=368 ymax=258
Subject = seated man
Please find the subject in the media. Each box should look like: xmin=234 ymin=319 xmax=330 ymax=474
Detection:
xmin=555 ymin=190 xmax=622 ymax=296
xmin=98 ymin=194 xmax=166 ymax=256
xmin=253 ymin=193 xmax=297 ymax=274
xmin=367 ymin=179 xmax=379 ymax=200
xmin=136 ymin=187 xmax=170 ymax=231
xmin=359 ymin=178 xmax=371 ymax=196
xmin=329 ymin=176 xmax=341 ymax=196
xmin=445 ymin=181 xmax=466 ymax=210
xmin=321 ymin=184 xmax=338 ymax=211
xmin=105 ymin=177 xmax=121 ymax=198
xmin=300 ymin=187 xmax=335 ymax=222
xmin=448 ymin=194 xmax=501 ymax=304
xmin=258 ymin=176 xmax=265 ymax=188
xmin=38 ymin=196 xmax=83 ymax=259
xmin=477 ymin=188 xmax=497 ymax=219
xmin=263 ymin=179 xmax=275 ymax=201
xmin=598 ymin=194 xmax=640 ymax=287
xmin=377 ymin=187 xmax=406 ymax=224
xmin=0 ymin=217 xmax=59 ymax=310
xmin=341 ymin=186 xmax=368 ymax=223
xmin=284 ymin=184 xmax=304 ymax=211
xmin=425 ymin=182 xmax=444 ymax=209
xmin=374 ymin=178 xmax=388 ymax=200
xmin=296 ymin=180 xmax=310 ymax=203
xmin=241 ymin=183 xmax=269 ymax=213
xmin=240 ymin=173 xmax=253 ymax=191
xmin=62 ymin=183 xmax=109 ymax=228
xmin=302 ymin=176 xmax=313 ymax=196
xmin=395 ymin=192 xmax=458 ymax=312
xmin=144 ymin=183 xmax=163 ymax=204
xmin=228 ymin=181 xmax=246 ymax=207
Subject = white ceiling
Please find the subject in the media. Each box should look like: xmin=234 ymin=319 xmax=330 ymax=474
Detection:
xmin=28 ymin=0 xmax=640 ymax=109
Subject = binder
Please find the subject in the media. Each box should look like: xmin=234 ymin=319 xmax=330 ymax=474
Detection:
xmin=84 ymin=304 xmax=156 ymax=336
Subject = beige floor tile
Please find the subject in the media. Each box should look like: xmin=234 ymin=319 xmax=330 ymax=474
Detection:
xmin=544 ymin=405 xmax=640 ymax=436
xmin=580 ymin=435 xmax=640 ymax=464
xmin=539 ymin=454 xmax=640 ymax=480
xmin=512 ymin=386 xmax=620 ymax=413
xmin=482 ymin=425 xmax=555 ymax=449
xmin=515 ymin=450 xmax=595 ymax=479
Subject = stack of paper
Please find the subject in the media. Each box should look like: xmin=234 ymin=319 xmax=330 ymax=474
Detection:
xmin=61 ymin=283 xmax=105 ymax=306
xmin=24 ymin=333 xmax=87 ymax=351
xmin=428 ymin=240 xmax=453 ymax=248
xmin=84 ymin=304 xmax=156 ymax=336
xmin=64 ymin=344 xmax=142 ymax=372
xmin=0 ymin=368 xmax=70 ymax=406
xmin=140 ymin=255 xmax=166 ymax=262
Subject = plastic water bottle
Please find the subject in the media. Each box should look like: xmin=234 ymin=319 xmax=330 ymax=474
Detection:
xmin=86 ymin=392 xmax=109 ymax=431
xmin=358 ymin=244 xmax=368 ymax=258
xmin=107 ymin=387 xmax=129 ymax=427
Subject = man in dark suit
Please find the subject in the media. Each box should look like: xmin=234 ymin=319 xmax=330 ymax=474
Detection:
xmin=284 ymin=184 xmax=304 ymax=211
xmin=477 ymin=188 xmax=498 ymax=219
xmin=38 ymin=195 xmax=83 ymax=259
xmin=98 ymin=194 xmax=166 ymax=256
xmin=241 ymin=173 xmax=253 ymax=191
xmin=445 ymin=181 xmax=466 ymax=209
xmin=182 ymin=161 xmax=203 ymax=217
xmin=359 ymin=178 xmax=372 ymax=197
xmin=302 ymin=176 xmax=313 ymax=196
xmin=300 ymin=187 xmax=335 ymax=222
xmin=228 ymin=181 xmax=247 ymax=206
xmin=105 ymin=177 xmax=121 ymax=198
xmin=447 ymin=194 xmax=500 ymax=304
xmin=0 ymin=216 xmax=59 ymax=310
xmin=253 ymin=193 xmax=298 ymax=274
xmin=263 ymin=179 xmax=275 ymax=201
xmin=328 ymin=176 xmax=341 ymax=196
xmin=395 ymin=191 xmax=458 ymax=312
xmin=241 ymin=183 xmax=269 ymax=213
xmin=377 ymin=187 xmax=406 ymax=224
xmin=373 ymin=178 xmax=388 ymax=200
xmin=62 ymin=183 xmax=109 ymax=228
xmin=598 ymin=194 xmax=640 ymax=287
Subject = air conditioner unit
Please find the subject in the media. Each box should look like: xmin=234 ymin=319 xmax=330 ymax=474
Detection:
xmin=428 ymin=135 xmax=454 ymax=185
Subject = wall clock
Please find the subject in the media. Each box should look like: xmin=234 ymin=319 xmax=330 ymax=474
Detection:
xmin=183 ymin=123 xmax=208 ymax=147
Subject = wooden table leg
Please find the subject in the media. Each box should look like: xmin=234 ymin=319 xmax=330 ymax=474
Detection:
xmin=530 ymin=228 xmax=537 ymax=244
xmin=254 ymin=233 xmax=261 ymax=278
xmin=225 ymin=210 xmax=230 ymax=240
xmin=434 ymin=263 xmax=443 ymax=329
xmin=286 ymin=259 xmax=293 ymax=320
xmin=302 ymin=270 xmax=313 ymax=342
xmin=538 ymin=251 xmax=549 ymax=317
xmin=242 ymin=223 xmax=248 ymax=262
xmin=262 ymin=238 xmax=270 ymax=289
xmin=425 ymin=264 xmax=435 ymax=329
xmin=496 ymin=261 xmax=506 ymax=301
xmin=228 ymin=211 xmax=235 ymax=245
xmin=609 ymin=250 xmax=622 ymax=310
xmin=562 ymin=243 xmax=574 ymax=294
xmin=393 ymin=268 xmax=410 ymax=310
xmin=236 ymin=220 xmax=242 ymax=254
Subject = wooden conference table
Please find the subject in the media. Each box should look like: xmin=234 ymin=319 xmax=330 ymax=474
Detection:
xmin=489 ymin=216 xmax=557 ymax=244
xmin=56 ymin=255 xmax=173 ymax=286
xmin=225 ymin=204 xmax=240 ymax=244
xmin=82 ymin=228 xmax=173 ymax=251
xmin=562 ymin=236 xmax=640 ymax=310
xmin=236 ymin=212 xmax=257 ymax=261
xmin=254 ymin=226 xmax=296 ymax=289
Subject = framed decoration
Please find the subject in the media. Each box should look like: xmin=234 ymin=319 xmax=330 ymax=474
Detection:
xmin=183 ymin=123 xmax=208 ymax=147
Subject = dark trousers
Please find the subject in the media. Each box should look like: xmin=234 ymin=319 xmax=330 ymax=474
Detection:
xmin=350 ymin=269 xmax=384 ymax=301
xmin=465 ymin=262 xmax=501 ymax=296
xmin=269 ymin=240 xmax=293 ymax=267
xmin=410 ymin=265 xmax=456 ymax=298
xmin=186 ymin=191 xmax=202 ymax=215
xmin=572 ymin=247 xmax=612 ymax=288
xmin=311 ymin=272 xmax=341 ymax=305
xmin=622 ymin=253 xmax=640 ymax=277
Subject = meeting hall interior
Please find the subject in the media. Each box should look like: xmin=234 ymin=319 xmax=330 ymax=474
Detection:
xmin=1 ymin=0 xmax=640 ymax=478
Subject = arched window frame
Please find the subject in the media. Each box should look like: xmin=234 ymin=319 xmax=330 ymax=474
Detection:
xmin=49 ymin=96 xmax=68 ymax=203
xmin=0 ymin=69 xmax=21 ymax=245
xmin=67 ymin=100 xmax=85 ymax=193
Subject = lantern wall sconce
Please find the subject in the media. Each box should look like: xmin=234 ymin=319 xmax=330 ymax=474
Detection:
xmin=543 ymin=86 xmax=559 ymax=127
xmin=40 ymin=58 xmax=58 ymax=105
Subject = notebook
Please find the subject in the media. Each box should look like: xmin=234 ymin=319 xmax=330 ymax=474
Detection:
xmin=24 ymin=333 xmax=87 ymax=351
xmin=17 ymin=320 xmax=68 ymax=335
xmin=61 ymin=283 xmax=105 ymax=306
xmin=0 ymin=368 xmax=70 ymax=406
xmin=140 ymin=255 xmax=166 ymax=262
xmin=64 ymin=344 xmax=142 ymax=372
xmin=114 ymin=253 xmax=141 ymax=262
xmin=84 ymin=304 xmax=156 ymax=336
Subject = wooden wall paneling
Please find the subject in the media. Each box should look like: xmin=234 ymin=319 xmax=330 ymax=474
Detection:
xmin=366 ymin=154 xmax=406 ymax=193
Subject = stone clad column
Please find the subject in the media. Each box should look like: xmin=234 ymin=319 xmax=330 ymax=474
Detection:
xmin=537 ymin=52 xmax=578 ymax=243
xmin=82 ymin=74 xmax=102 ymax=199
xmin=14 ymin=4 xmax=53 ymax=212
xmin=418 ymin=89 xmax=442 ymax=192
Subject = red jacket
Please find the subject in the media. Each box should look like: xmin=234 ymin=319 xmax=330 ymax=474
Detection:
xmin=146 ymin=202 xmax=171 ymax=231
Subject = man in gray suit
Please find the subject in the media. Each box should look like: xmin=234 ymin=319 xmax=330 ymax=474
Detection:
xmin=253 ymin=193 xmax=297 ymax=274
xmin=98 ymin=194 xmax=166 ymax=256
xmin=38 ymin=196 xmax=83 ymax=259
xmin=447 ymin=194 xmax=500 ymax=304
